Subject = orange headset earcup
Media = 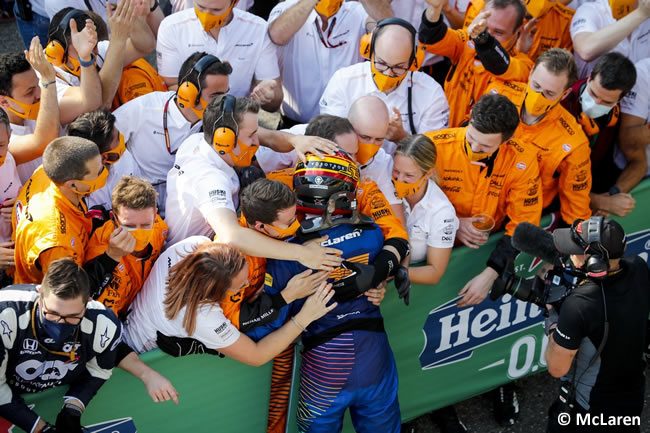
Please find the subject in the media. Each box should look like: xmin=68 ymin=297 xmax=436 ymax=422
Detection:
xmin=410 ymin=43 xmax=426 ymax=72
xmin=177 ymin=81 xmax=199 ymax=108
xmin=359 ymin=33 xmax=371 ymax=60
xmin=212 ymin=126 xmax=237 ymax=154
xmin=607 ymin=105 xmax=620 ymax=128
xmin=44 ymin=40 xmax=66 ymax=67
xmin=578 ymin=111 xmax=600 ymax=136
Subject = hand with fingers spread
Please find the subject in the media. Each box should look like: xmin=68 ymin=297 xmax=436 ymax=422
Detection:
xmin=107 ymin=0 xmax=138 ymax=44
xmin=70 ymin=18 xmax=98 ymax=63
xmin=456 ymin=217 xmax=489 ymax=249
xmin=290 ymin=135 xmax=339 ymax=162
xmin=105 ymin=226 xmax=136 ymax=261
xmin=386 ymin=107 xmax=408 ymax=143
xmin=282 ymin=269 xmax=329 ymax=303
xmin=141 ymin=366 xmax=180 ymax=404
xmin=295 ymin=281 xmax=338 ymax=326
xmin=250 ymin=80 xmax=278 ymax=106
xmin=516 ymin=18 xmax=538 ymax=54
xmin=25 ymin=37 xmax=55 ymax=82
xmin=467 ymin=10 xmax=491 ymax=40
xmin=0 ymin=242 xmax=15 ymax=271
xmin=0 ymin=198 xmax=16 ymax=227
xmin=457 ymin=267 xmax=498 ymax=307
xmin=299 ymin=235 xmax=343 ymax=271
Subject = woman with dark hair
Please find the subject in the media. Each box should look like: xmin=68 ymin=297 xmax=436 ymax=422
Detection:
xmin=123 ymin=236 xmax=335 ymax=366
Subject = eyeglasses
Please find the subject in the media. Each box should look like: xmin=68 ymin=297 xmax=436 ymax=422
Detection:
xmin=372 ymin=57 xmax=409 ymax=76
xmin=41 ymin=298 xmax=85 ymax=325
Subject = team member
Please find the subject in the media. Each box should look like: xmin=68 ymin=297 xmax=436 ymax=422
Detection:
xmin=419 ymin=0 xmax=533 ymax=127
xmin=425 ymin=94 xmax=541 ymax=307
xmin=545 ymin=217 xmax=650 ymax=432
xmin=570 ymin=0 xmax=650 ymax=79
xmin=615 ymin=58 xmax=650 ymax=200
xmin=513 ymin=49 xmax=591 ymax=226
xmin=124 ymin=240 xmax=336 ymax=362
xmin=267 ymin=0 xmax=369 ymax=124
xmin=156 ymin=0 xmax=283 ymax=111
xmin=319 ymin=17 xmax=449 ymax=154
xmin=0 ymin=258 xmax=123 ymax=433
xmin=85 ymin=176 xmax=167 ymax=316
xmin=12 ymin=136 xmax=133 ymax=286
xmin=0 ymin=110 xmax=20 ymax=286
xmin=0 ymin=39 xmax=61 ymax=183
xmin=166 ymin=94 xmax=344 ymax=271
xmin=561 ymin=52 xmax=638 ymax=217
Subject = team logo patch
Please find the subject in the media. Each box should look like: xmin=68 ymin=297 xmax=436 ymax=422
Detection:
xmin=516 ymin=162 xmax=527 ymax=170
xmin=562 ymin=143 xmax=572 ymax=152
xmin=467 ymin=40 xmax=475 ymax=49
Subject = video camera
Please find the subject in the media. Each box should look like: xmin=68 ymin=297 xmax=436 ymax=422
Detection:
xmin=489 ymin=222 xmax=588 ymax=310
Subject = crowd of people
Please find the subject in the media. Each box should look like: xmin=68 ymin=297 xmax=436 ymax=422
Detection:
xmin=0 ymin=0 xmax=648 ymax=432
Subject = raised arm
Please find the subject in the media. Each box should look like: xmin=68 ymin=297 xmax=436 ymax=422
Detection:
xmin=359 ymin=0 xmax=394 ymax=20
xmin=268 ymin=0 xmax=318 ymax=46
xmin=8 ymin=37 xmax=60 ymax=165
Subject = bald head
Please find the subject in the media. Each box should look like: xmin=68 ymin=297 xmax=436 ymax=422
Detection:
xmin=348 ymin=96 xmax=389 ymax=145
xmin=373 ymin=24 xmax=414 ymax=73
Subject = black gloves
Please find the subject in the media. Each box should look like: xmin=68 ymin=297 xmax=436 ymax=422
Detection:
xmin=394 ymin=265 xmax=411 ymax=306
xmin=156 ymin=331 xmax=225 ymax=358
xmin=331 ymin=261 xmax=375 ymax=303
xmin=55 ymin=403 xmax=83 ymax=433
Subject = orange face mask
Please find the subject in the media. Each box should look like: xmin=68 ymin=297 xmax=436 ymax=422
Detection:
xmin=525 ymin=0 xmax=553 ymax=17
xmin=464 ymin=137 xmax=495 ymax=162
xmin=5 ymin=97 xmax=40 ymax=120
xmin=314 ymin=0 xmax=344 ymax=17
xmin=194 ymin=1 xmax=236 ymax=32
xmin=523 ymin=84 xmax=560 ymax=117
xmin=392 ymin=173 xmax=429 ymax=199
xmin=125 ymin=227 xmax=154 ymax=251
xmin=103 ymin=133 xmax=125 ymax=165
xmin=370 ymin=55 xmax=408 ymax=92
xmin=263 ymin=219 xmax=300 ymax=239
xmin=63 ymin=56 xmax=83 ymax=77
xmin=356 ymin=141 xmax=381 ymax=166
xmin=230 ymin=140 xmax=259 ymax=167
xmin=71 ymin=166 xmax=108 ymax=195
xmin=609 ymin=0 xmax=636 ymax=19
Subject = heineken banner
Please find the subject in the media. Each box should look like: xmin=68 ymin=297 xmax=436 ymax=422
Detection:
xmin=6 ymin=180 xmax=650 ymax=433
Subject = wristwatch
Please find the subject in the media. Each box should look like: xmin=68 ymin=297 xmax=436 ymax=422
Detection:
xmin=41 ymin=79 xmax=56 ymax=88
xmin=608 ymin=185 xmax=621 ymax=195
xmin=471 ymin=29 xmax=490 ymax=45
xmin=150 ymin=0 xmax=159 ymax=12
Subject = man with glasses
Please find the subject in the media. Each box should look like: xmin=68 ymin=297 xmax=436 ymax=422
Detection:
xmin=0 ymin=258 xmax=124 ymax=433
xmin=267 ymin=0 xmax=370 ymax=126
xmin=319 ymin=17 xmax=449 ymax=155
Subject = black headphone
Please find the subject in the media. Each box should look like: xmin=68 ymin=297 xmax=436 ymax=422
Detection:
xmin=360 ymin=17 xmax=424 ymax=71
xmin=177 ymin=54 xmax=221 ymax=108
xmin=570 ymin=216 xmax=610 ymax=278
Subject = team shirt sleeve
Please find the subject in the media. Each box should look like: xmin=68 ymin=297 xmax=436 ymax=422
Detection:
xmin=156 ymin=18 xmax=182 ymax=79
xmin=427 ymin=206 xmax=458 ymax=249
xmin=193 ymin=305 xmax=241 ymax=350
xmin=620 ymin=60 xmax=650 ymax=120
xmin=195 ymin=170 xmax=237 ymax=217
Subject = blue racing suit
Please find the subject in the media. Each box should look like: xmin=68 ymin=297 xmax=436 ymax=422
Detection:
xmin=245 ymin=221 xmax=400 ymax=433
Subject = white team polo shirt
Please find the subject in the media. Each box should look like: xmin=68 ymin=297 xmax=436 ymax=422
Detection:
xmin=0 ymin=152 xmax=22 ymax=243
xmin=156 ymin=7 xmax=280 ymax=97
xmin=165 ymin=133 xmax=240 ymax=246
xmin=123 ymin=235 xmax=241 ymax=354
xmin=45 ymin=0 xmax=114 ymax=20
xmin=87 ymin=149 xmax=141 ymax=211
xmin=113 ymin=90 xmax=203 ymax=215
xmin=269 ymin=0 xmax=367 ymax=123
xmin=319 ymin=61 xmax=450 ymax=154
xmin=614 ymin=58 xmax=650 ymax=176
xmin=255 ymin=123 xmax=305 ymax=173
xmin=570 ymin=0 xmax=650 ymax=79
xmin=403 ymin=179 xmax=458 ymax=263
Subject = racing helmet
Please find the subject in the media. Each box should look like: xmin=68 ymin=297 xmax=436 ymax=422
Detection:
xmin=293 ymin=152 xmax=360 ymax=214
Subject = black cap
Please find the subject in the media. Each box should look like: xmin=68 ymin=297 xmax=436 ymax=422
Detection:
xmin=553 ymin=218 xmax=626 ymax=259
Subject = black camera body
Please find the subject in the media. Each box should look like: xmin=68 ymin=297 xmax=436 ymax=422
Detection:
xmin=489 ymin=260 xmax=581 ymax=311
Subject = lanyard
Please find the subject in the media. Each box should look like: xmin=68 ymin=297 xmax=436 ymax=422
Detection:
xmin=314 ymin=17 xmax=346 ymax=49
xmin=163 ymin=94 xmax=177 ymax=156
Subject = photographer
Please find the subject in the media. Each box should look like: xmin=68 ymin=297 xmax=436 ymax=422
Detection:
xmin=544 ymin=217 xmax=650 ymax=432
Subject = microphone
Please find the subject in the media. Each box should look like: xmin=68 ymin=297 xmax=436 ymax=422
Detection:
xmin=512 ymin=222 xmax=562 ymax=264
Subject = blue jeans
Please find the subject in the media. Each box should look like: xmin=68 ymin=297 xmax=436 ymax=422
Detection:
xmin=13 ymin=2 xmax=50 ymax=49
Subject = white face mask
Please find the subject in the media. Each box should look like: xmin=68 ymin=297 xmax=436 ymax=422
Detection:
xmin=580 ymin=87 xmax=614 ymax=119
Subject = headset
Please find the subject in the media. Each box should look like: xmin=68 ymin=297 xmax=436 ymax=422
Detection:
xmin=45 ymin=9 xmax=87 ymax=67
xmin=359 ymin=17 xmax=425 ymax=72
xmin=177 ymin=54 xmax=221 ymax=109
xmin=211 ymin=95 xmax=238 ymax=154
xmin=570 ymin=216 xmax=611 ymax=278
